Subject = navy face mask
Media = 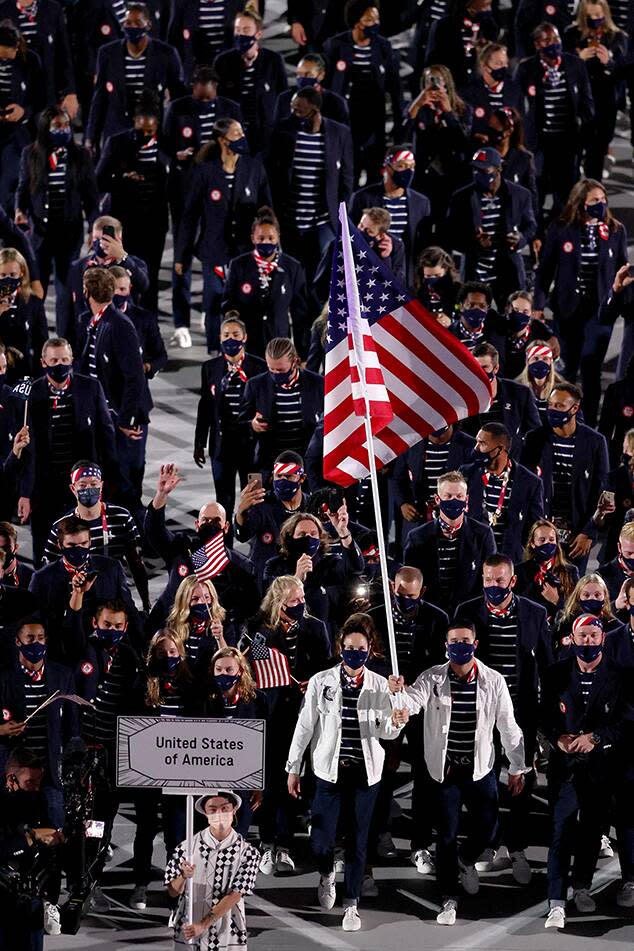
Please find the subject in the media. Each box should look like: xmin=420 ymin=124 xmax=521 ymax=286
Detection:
xmin=533 ymin=542 xmax=557 ymax=562
xmin=489 ymin=66 xmax=508 ymax=82
xmin=283 ymin=601 xmax=305 ymax=622
xmin=462 ymin=306 xmax=486 ymax=329
xmin=158 ymin=656 xmax=181 ymax=674
xmin=289 ymin=535 xmax=320 ymax=558
xmin=255 ymin=242 xmax=277 ymax=258
xmin=508 ymin=308 xmax=531 ymax=332
xmin=447 ymin=641 xmax=475 ymax=664
xmin=49 ymin=128 xmax=72 ymax=147
xmin=296 ymin=75 xmax=319 ymax=89
xmin=621 ymin=551 xmax=634 ymax=571
xmin=93 ymin=627 xmax=125 ymax=648
xmin=573 ymin=643 xmax=602 ymax=663
xmin=190 ymin=603 xmax=210 ymax=622
xmin=542 ymin=42 xmax=563 ymax=60
xmin=470 ymin=447 xmax=491 ymax=469
xmin=124 ymin=25 xmax=148 ymax=44
xmin=228 ymin=136 xmax=249 ymax=155
xmin=197 ymin=520 xmax=224 ymax=544
xmin=234 ymin=33 xmax=256 ymax=53
xmin=63 ymin=545 xmax=90 ymax=569
xmin=585 ymin=201 xmax=607 ymax=222
xmin=342 ymin=647 xmax=369 ymax=669
xmin=485 ymin=583 xmax=511 ymax=606
xmin=439 ymin=497 xmax=467 ymax=519
xmin=269 ymin=368 xmax=294 ymax=385
xmin=46 ymin=362 xmax=71 ymax=384
xmin=392 ymin=168 xmax=414 ymax=189
xmin=528 ymin=360 xmax=550 ymax=380
xmin=587 ymin=16 xmax=604 ymax=29
xmin=474 ymin=170 xmax=496 ymax=192
xmin=395 ymin=593 xmax=419 ymax=614
xmin=76 ymin=487 xmax=101 ymax=507
xmin=363 ymin=22 xmax=380 ymax=37
xmin=215 ymin=673 xmax=240 ymax=692
xmin=91 ymin=238 xmax=106 ymax=259
xmin=221 ymin=338 xmax=243 ymax=356
xmin=547 ymin=408 xmax=572 ymax=429
xmin=273 ymin=478 xmax=300 ymax=502
xmin=579 ymin=598 xmax=604 ymax=616
xmin=20 ymin=642 xmax=47 ymax=663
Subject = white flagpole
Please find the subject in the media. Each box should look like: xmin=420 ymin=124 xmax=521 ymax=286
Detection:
xmin=339 ymin=206 xmax=400 ymax=681
xmin=185 ymin=793 xmax=194 ymax=940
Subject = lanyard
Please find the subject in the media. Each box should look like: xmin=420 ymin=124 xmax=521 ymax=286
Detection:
xmin=482 ymin=462 xmax=511 ymax=526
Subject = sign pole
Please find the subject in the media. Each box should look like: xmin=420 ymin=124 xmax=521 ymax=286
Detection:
xmin=185 ymin=793 xmax=194 ymax=940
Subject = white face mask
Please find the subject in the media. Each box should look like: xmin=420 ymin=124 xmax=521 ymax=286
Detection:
xmin=207 ymin=811 xmax=234 ymax=835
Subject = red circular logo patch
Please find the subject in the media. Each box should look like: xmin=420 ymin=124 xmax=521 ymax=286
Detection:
xmin=528 ymin=84 xmax=536 ymax=97
xmin=106 ymin=81 xmax=114 ymax=93
xmin=81 ymin=662 xmax=94 ymax=676
xmin=261 ymin=532 xmax=273 ymax=544
xmin=241 ymin=282 xmax=252 ymax=295
xmin=475 ymin=107 xmax=485 ymax=118
xmin=2 ymin=708 xmax=11 ymax=722
xmin=101 ymin=24 xmax=111 ymax=35
xmin=545 ymin=4 xmax=556 ymax=14
xmin=563 ymin=241 xmax=574 ymax=253
xmin=336 ymin=60 xmax=347 ymax=71
xmin=210 ymin=189 xmax=222 ymax=202
xmin=178 ymin=563 xmax=189 ymax=577
xmin=183 ymin=28 xmax=190 ymax=39
xmin=182 ymin=126 xmax=193 ymax=139
xmin=623 ymin=406 xmax=634 ymax=417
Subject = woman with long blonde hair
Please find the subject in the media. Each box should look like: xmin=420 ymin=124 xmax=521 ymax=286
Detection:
xmin=552 ymin=572 xmax=620 ymax=651
xmin=516 ymin=342 xmax=562 ymax=422
xmin=165 ymin=575 xmax=231 ymax=670
xmin=515 ymin=518 xmax=579 ymax=622
xmin=0 ymin=247 xmax=47 ymax=381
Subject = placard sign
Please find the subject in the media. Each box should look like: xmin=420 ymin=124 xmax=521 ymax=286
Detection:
xmin=116 ymin=717 xmax=265 ymax=790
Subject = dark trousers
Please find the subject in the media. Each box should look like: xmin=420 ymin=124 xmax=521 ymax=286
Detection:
xmin=282 ymin=222 xmax=334 ymax=316
xmin=583 ymin=105 xmax=617 ymax=182
xmin=202 ymin=264 xmax=226 ymax=353
xmin=535 ymin=135 xmax=579 ymax=232
xmin=493 ymin=757 xmax=536 ymax=854
xmin=555 ymin=300 xmax=612 ymax=428
xmin=311 ymin=765 xmax=380 ymax=903
xmin=434 ymin=766 xmax=499 ymax=899
xmin=0 ymin=898 xmax=43 ymax=951
xmin=211 ymin=440 xmax=254 ymax=525
xmin=121 ymin=218 xmax=167 ymax=314
xmin=115 ymin=422 xmax=148 ymax=523
xmin=615 ymin=763 xmax=634 ymax=884
xmin=546 ymin=764 xmax=608 ymax=901
xmin=30 ymin=482 xmax=74 ymax=567
xmin=258 ymin=756 xmax=298 ymax=850
xmin=34 ymin=224 xmax=83 ymax=335
xmin=132 ymin=791 xmax=186 ymax=886
xmin=0 ymin=133 xmax=27 ymax=215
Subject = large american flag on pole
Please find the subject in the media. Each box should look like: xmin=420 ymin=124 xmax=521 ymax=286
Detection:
xmin=323 ymin=205 xmax=492 ymax=486
xmin=190 ymin=531 xmax=230 ymax=581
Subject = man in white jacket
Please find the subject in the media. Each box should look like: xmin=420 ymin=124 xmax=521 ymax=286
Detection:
xmin=389 ymin=619 xmax=527 ymax=926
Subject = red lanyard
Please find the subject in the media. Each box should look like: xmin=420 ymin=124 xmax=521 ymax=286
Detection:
xmin=482 ymin=462 xmax=511 ymax=526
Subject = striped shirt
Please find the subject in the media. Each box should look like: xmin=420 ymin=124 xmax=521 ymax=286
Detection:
xmin=609 ymin=0 xmax=629 ymax=29
xmin=198 ymin=0 xmax=226 ymax=59
xmin=392 ymin=603 xmax=417 ymax=668
xmin=21 ymin=667 xmax=48 ymax=757
xmin=486 ymin=85 xmax=504 ymax=110
xmin=437 ymin=529 xmax=459 ymax=595
xmin=542 ymin=69 xmax=568 ymax=134
xmin=339 ymin=668 xmax=364 ymax=765
xmin=291 ymin=130 xmax=328 ymax=230
xmin=240 ymin=63 xmax=256 ymax=129
xmin=486 ymin=602 xmax=518 ymax=699
xmin=455 ymin=322 xmax=484 ymax=352
xmin=423 ymin=440 xmax=451 ymax=502
xmin=160 ymin=686 xmax=185 ymax=717
xmin=430 ymin=0 xmax=449 ymax=20
xmin=483 ymin=470 xmax=512 ymax=549
xmin=125 ymin=53 xmax=147 ymax=110
xmin=551 ymin=433 xmax=575 ymax=526
xmin=196 ymin=100 xmax=217 ymax=141
xmin=0 ymin=60 xmax=13 ymax=104
xmin=350 ymin=43 xmax=373 ymax=98
xmin=85 ymin=654 xmax=126 ymax=745
xmin=184 ymin=629 xmax=209 ymax=668
xmin=49 ymin=384 xmax=74 ymax=473
xmin=111 ymin=0 xmax=127 ymax=24
xmin=475 ymin=195 xmax=502 ymax=283
xmin=282 ymin=626 xmax=299 ymax=671
xmin=274 ymin=383 xmax=303 ymax=452
xmin=136 ymin=136 xmax=159 ymax=207
xmin=578 ymin=225 xmax=599 ymax=298
xmin=17 ymin=3 xmax=38 ymax=44
xmin=384 ymin=195 xmax=408 ymax=237
xmin=447 ymin=666 xmax=477 ymax=763
xmin=47 ymin=149 xmax=67 ymax=221
xmin=44 ymin=504 xmax=139 ymax=564
xmin=87 ymin=322 xmax=99 ymax=378
xmin=579 ymin=669 xmax=595 ymax=706
xmin=220 ymin=368 xmax=245 ymax=427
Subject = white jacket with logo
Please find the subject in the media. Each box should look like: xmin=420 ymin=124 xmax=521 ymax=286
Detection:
xmin=403 ymin=660 xmax=527 ymax=783
xmin=286 ymin=664 xmax=403 ymax=786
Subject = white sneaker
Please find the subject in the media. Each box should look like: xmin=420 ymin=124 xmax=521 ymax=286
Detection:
xmin=436 ymin=899 xmax=457 ymax=926
xmin=318 ymin=872 xmax=336 ymax=909
xmin=616 ymin=882 xmax=634 ymax=908
xmin=510 ymin=850 xmax=532 ymax=885
xmin=334 ymin=847 xmax=345 ymax=874
xmin=459 ymin=861 xmax=480 ymax=895
xmin=259 ymin=848 xmax=275 ymax=875
xmin=412 ymin=848 xmax=435 ymax=874
xmin=545 ymin=906 xmax=566 ymax=929
xmin=599 ymin=834 xmax=614 ymax=858
xmin=475 ymin=848 xmax=496 ymax=872
xmin=129 ymin=885 xmax=147 ymax=909
xmin=342 ymin=906 xmax=361 ymax=931
xmin=170 ymin=327 xmax=192 ymax=348
xmin=43 ymin=901 xmax=61 ymax=936
xmin=573 ymin=888 xmax=596 ymax=914
xmin=361 ymin=873 xmax=378 ymax=897
xmin=275 ymin=848 xmax=295 ymax=873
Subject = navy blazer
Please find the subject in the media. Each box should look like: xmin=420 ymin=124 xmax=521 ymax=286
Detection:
xmin=392 ymin=430 xmax=476 ymax=509
xmin=597 ymin=557 xmax=631 ymax=605
xmin=0 ymin=0 xmax=74 ymax=101
xmin=403 ymin=515 xmax=497 ymax=614
xmin=16 ymin=142 xmax=99 ymax=236
xmin=233 ymin=488 xmax=312 ymax=585
xmin=163 ymin=94 xmax=242 ymax=164
xmin=167 ymin=0 xmax=243 ymax=80
xmin=176 ymin=156 xmax=271 ymax=267
xmin=0 ymin=203 xmax=39 ymax=280
xmin=74 ymin=639 xmax=140 ymax=713
xmin=0 ymin=295 xmax=48 ymax=381
xmin=124 ymin=300 xmax=167 ymax=379
xmin=239 ymin=368 xmax=324 ymax=470
xmin=96 ymin=129 xmax=170 ymax=228
xmin=460 ymin=378 xmax=542 ymax=459
xmin=460 ymin=459 xmax=544 ymax=562
xmin=540 ymin=657 xmax=634 ymax=772
xmin=460 ymin=76 xmax=523 ymax=137
xmin=194 ymin=352 xmax=266 ymax=458
xmin=0 ymin=660 xmax=79 ymax=789
xmin=502 ymin=146 xmax=538 ymax=217
xmin=456 ymin=593 xmax=552 ymax=762
xmin=323 ymin=31 xmax=402 ymax=134
xmin=286 ymin=0 xmax=345 ymax=47
xmin=213 ymin=47 xmax=288 ymax=153
xmin=20 ymin=372 xmax=117 ymax=498
xmin=521 ymin=422 xmax=609 ymax=537
xmin=75 ymin=304 xmax=148 ymax=428
xmin=446 ymin=179 xmax=537 ymax=290
xmin=222 ymin=252 xmax=310 ymax=359
xmin=533 ymin=219 xmax=628 ymax=314
xmin=86 ymin=38 xmax=186 ymax=146
xmin=514 ymin=53 xmax=594 ymax=152
xmin=273 ymin=86 xmax=350 ymax=126
xmin=425 ymin=13 xmax=500 ymax=88
xmin=368 ymin=599 xmax=448 ymax=683
xmin=267 ymin=117 xmax=353 ymax=233
xmin=0 ymin=49 xmax=43 ymax=143
xmin=61 ymin=252 xmax=150 ymax=343
xmin=514 ymin=0 xmax=573 ymax=59
xmin=349 ymin=183 xmax=431 ymax=284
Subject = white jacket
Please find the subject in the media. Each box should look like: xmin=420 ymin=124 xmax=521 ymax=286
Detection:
xmin=404 ymin=660 xmax=528 ymax=783
xmin=286 ymin=664 xmax=403 ymax=786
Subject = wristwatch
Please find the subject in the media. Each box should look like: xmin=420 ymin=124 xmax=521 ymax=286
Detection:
xmin=590 ymin=732 xmax=601 ymax=747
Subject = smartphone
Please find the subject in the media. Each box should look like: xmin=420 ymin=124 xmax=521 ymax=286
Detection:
xmin=628 ymin=265 xmax=634 ymax=278
xmin=248 ymin=472 xmax=262 ymax=489
xmin=85 ymin=570 xmax=98 ymax=583
xmin=601 ymin=490 xmax=615 ymax=506
xmin=102 ymin=224 xmax=116 ymax=239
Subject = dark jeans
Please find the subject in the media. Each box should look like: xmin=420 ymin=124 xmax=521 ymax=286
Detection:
xmin=282 ymin=222 xmax=335 ymax=316
xmin=211 ymin=440 xmax=254 ymax=525
xmin=546 ymin=764 xmax=608 ymax=901
xmin=133 ymin=791 xmax=186 ymax=886
xmin=34 ymin=225 xmax=84 ymax=335
xmin=311 ymin=765 xmax=380 ymax=903
xmin=434 ymin=766 xmax=499 ymax=899
xmin=115 ymin=422 xmax=149 ymax=523
xmin=202 ymin=264 xmax=226 ymax=353
xmin=555 ymin=301 xmax=612 ymax=428
xmin=615 ymin=763 xmax=634 ymax=884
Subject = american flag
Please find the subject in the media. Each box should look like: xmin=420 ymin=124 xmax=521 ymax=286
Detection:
xmin=249 ymin=636 xmax=292 ymax=689
xmin=323 ymin=205 xmax=492 ymax=486
xmin=190 ymin=532 xmax=230 ymax=581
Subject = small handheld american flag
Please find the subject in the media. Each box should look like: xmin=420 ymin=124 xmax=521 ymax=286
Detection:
xmin=190 ymin=531 xmax=230 ymax=581
xmin=249 ymin=637 xmax=292 ymax=690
